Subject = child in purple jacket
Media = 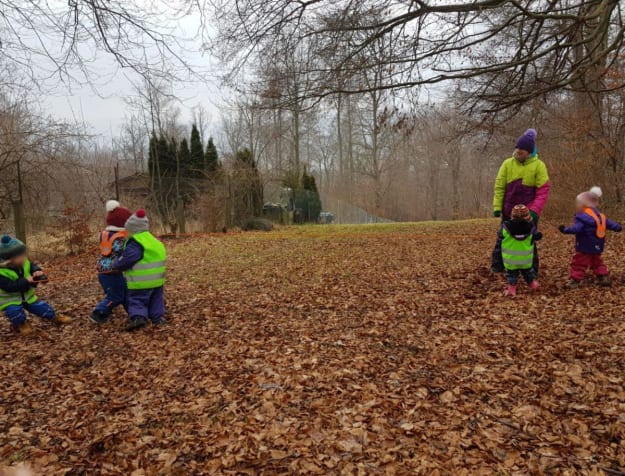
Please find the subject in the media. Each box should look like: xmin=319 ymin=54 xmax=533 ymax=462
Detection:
xmin=113 ymin=209 xmax=167 ymax=331
xmin=559 ymin=186 xmax=622 ymax=288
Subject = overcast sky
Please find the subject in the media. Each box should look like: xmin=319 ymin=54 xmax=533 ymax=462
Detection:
xmin=42 ymin=71 xmax=223 ymax=139
xmin=26 ymin=5 xmax=224 ymax=140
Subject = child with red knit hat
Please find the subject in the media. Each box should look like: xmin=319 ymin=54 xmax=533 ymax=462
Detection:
xmin=90 ymin=200 xmax=133 ymax=324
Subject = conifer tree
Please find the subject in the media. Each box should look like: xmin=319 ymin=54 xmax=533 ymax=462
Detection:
xmin=204 ymin=136 xmax=219 ymax=173
xmin=189 ymin=124 xmax=204 ymax=171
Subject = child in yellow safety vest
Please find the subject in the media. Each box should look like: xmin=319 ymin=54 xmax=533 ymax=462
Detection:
xmin=500 ymin=204 xmax=542 ymax=297
xmin=112 ymin=209 xmax=167 ymax=331
xmin=0 ymin=235 xmax=71 ymax=334
xmin=559 ymin=187 xmax=622 ymax=288
xmin=90 ymin=200 xmax=132 ymax=324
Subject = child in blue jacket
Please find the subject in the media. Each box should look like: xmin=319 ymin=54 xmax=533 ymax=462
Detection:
xmin=90 ymin=200 xmax=132 ymax=324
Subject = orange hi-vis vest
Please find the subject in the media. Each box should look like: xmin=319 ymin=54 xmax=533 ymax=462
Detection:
xmin=100 ymin=230 xmax=127 ymax=256
xmin=584 ymin=208 xmax=606 ymax=239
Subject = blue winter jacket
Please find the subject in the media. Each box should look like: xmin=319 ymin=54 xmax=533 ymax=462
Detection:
xmin=97 ymin=228 xmax=127 ymax=273
xmin=562 ymin=208 xmax=622 ymax=254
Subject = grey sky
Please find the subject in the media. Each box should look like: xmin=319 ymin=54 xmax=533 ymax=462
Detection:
xmin=28 ymin=6 xmax=223 ymax=139
xmin=43 ymin=72 xmax=222 ymax=138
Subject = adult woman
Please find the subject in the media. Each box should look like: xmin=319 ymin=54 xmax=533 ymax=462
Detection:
xmin=491 ymin=129 xmax=551 ymax=273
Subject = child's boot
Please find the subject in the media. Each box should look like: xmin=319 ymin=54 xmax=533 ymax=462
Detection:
xmin=529 ymin=280 xmax=540 ymax=291
xmin=597 ymin=275 xmax=611 ymax=287
xmin=89 ymin=310 xmax=109 ymax=325
xmin=568 ymin=280 xmax=581 ymax=289
xmin=12 ymin=321 xmax=33 ymax=335
xmin=125 ymin=317 xmax=148 ymax=332
xmin=52 ymin=315 xmax=72 ymax=325
xmin=151 ymin=317 xmax=168 ymax=326
xmin=504 ymin=284 xmax=517 ymax=296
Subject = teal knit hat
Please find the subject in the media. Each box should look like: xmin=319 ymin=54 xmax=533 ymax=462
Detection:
xmin=0 ymin=235 xmax=26 ymax=260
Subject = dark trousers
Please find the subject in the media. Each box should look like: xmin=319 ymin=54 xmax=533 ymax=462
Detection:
xmin=4 ymin=300 xmax=55 ymax=325
xmin=505 ymin=267 xmax=537 ymax=285
xmin=94 ymin=273 xmax=127 ymax=316
xmin=127 ymin=287 xmax=165 ymax=323
xmin=492 ymin=221 xmax=540 ymax=273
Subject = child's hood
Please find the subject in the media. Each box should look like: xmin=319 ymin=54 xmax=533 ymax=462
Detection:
xmin=504 ymin=220 xmax=534 ymax=239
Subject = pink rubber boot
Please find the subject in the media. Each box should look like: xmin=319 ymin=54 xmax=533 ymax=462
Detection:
xmin=529 ymin=280 xmax=539 ymax=291
xmin=504 ymin=284 xmax=517 ymax=296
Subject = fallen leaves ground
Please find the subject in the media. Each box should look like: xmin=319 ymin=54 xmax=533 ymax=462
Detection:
xmin=1 ymin=220 xmax=624 ymax=475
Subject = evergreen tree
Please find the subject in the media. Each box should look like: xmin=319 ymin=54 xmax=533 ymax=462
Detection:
xmin=204 ymin=136 xmax=219 ymax=173
xmin=294 ymin=171 xmax=322 ymax=223
xmin=147 ymin=134 xmax=180 ymax=232
xmin=189 ymin=124 xmax=204 ymax=171
xmin=178 ymin=138 xmax=191 ymax=176
xmin=148 ymin=133 xmax=158 ymax=176
xmin=157 ymin=134 xmax=175 ymax=176
xmin=232 ymin=148 xmax=263 ymax=224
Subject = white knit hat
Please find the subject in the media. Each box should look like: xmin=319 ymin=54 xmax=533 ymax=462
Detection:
xmin=576 ymin=186 xmax=602 ymax=207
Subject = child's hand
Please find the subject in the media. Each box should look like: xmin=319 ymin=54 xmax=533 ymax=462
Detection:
xmin=534 ymin=231 xmax=543 ymax=241
xmin=32 ymin=272 xmax=48 ymax=283
xmin=558 ymin=225 xmax=566 ymax=233
xmin=530 ymin=210 xmax=538 ymax=223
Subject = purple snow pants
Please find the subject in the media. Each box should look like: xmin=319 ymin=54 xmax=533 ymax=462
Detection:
xmin=127 ymin=286 xmax=165 ymax=323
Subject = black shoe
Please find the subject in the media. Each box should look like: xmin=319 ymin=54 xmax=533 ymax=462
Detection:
xmin=125 ymin=317 xmax=148 ymax=332
xmin=491 ymin=266 xmax=504 ymax=274
xmin=568 ymin=280 xmax=581 ymax=289
xmin=151 ymin=317 xmax=168 ymax=326
xmin=597 ymin=276 xmax=611 ymax=287
xmin=89 ymin=310 xmax=109 ymax=325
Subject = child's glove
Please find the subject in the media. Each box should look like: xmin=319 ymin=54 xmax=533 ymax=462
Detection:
xmin=558 ymin=225 xmax=566 ymax=233
xmin=530 ymin=210 xmax=539 ymax=223
xmin=534 ymin=231 xmax=543 ymax=241
xmin=493 ymin=211 xmax=501 ymax=218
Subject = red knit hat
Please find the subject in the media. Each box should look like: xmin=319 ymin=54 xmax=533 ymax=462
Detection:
xmin=106 ymin=200 xmax=133 ymax=228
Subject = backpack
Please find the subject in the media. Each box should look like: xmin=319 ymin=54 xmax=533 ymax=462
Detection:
xmin=100 ymin=230 xmax=127 ymax=257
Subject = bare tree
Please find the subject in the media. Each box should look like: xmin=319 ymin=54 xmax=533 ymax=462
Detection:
xmin=211 ymin=0 xmax=625 ymax=114
xmin=0 ymin=0 xmax=202 ymax=86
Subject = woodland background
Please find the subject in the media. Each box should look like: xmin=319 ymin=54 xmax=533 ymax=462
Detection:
xmin=0 ymin=1 xmax=625 ymax=237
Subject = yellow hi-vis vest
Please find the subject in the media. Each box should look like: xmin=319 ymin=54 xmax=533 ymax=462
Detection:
xmin=0 ymin=260 xmax=37 ymax=310
xmin=501 ymin=228 xmax=535 ymax=270
xmin=124 ymin=232 xmax=166 ymax=290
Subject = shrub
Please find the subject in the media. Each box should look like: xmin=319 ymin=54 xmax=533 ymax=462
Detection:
xmin=242 ymin=217 xmax=273 ymax=231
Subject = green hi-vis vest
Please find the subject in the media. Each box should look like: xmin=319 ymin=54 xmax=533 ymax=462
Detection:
xmin=501 ymin=229 xmax=534 ymax=270
xmin=124 ymin=232 xmax=166 ymax=290
xmin=0 ymin=259 xmax=37 ymax=310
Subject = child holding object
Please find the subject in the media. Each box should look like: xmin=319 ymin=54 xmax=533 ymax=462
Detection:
xmin=90 ymin=200 xmax=132 ymax=324
xmin=559 ymin=186 xmax=621 ymax=288
xmin=0 ymin=235 xmax=71 ymax=334
xmin=113 ymin=209 xmax=167 ymax=331
xmin=500 ymin=204 xmax=542 ymax=296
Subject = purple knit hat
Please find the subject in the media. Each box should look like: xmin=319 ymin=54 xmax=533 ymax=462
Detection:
xmin=515 ymin=128 xmax=537 ymax=153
